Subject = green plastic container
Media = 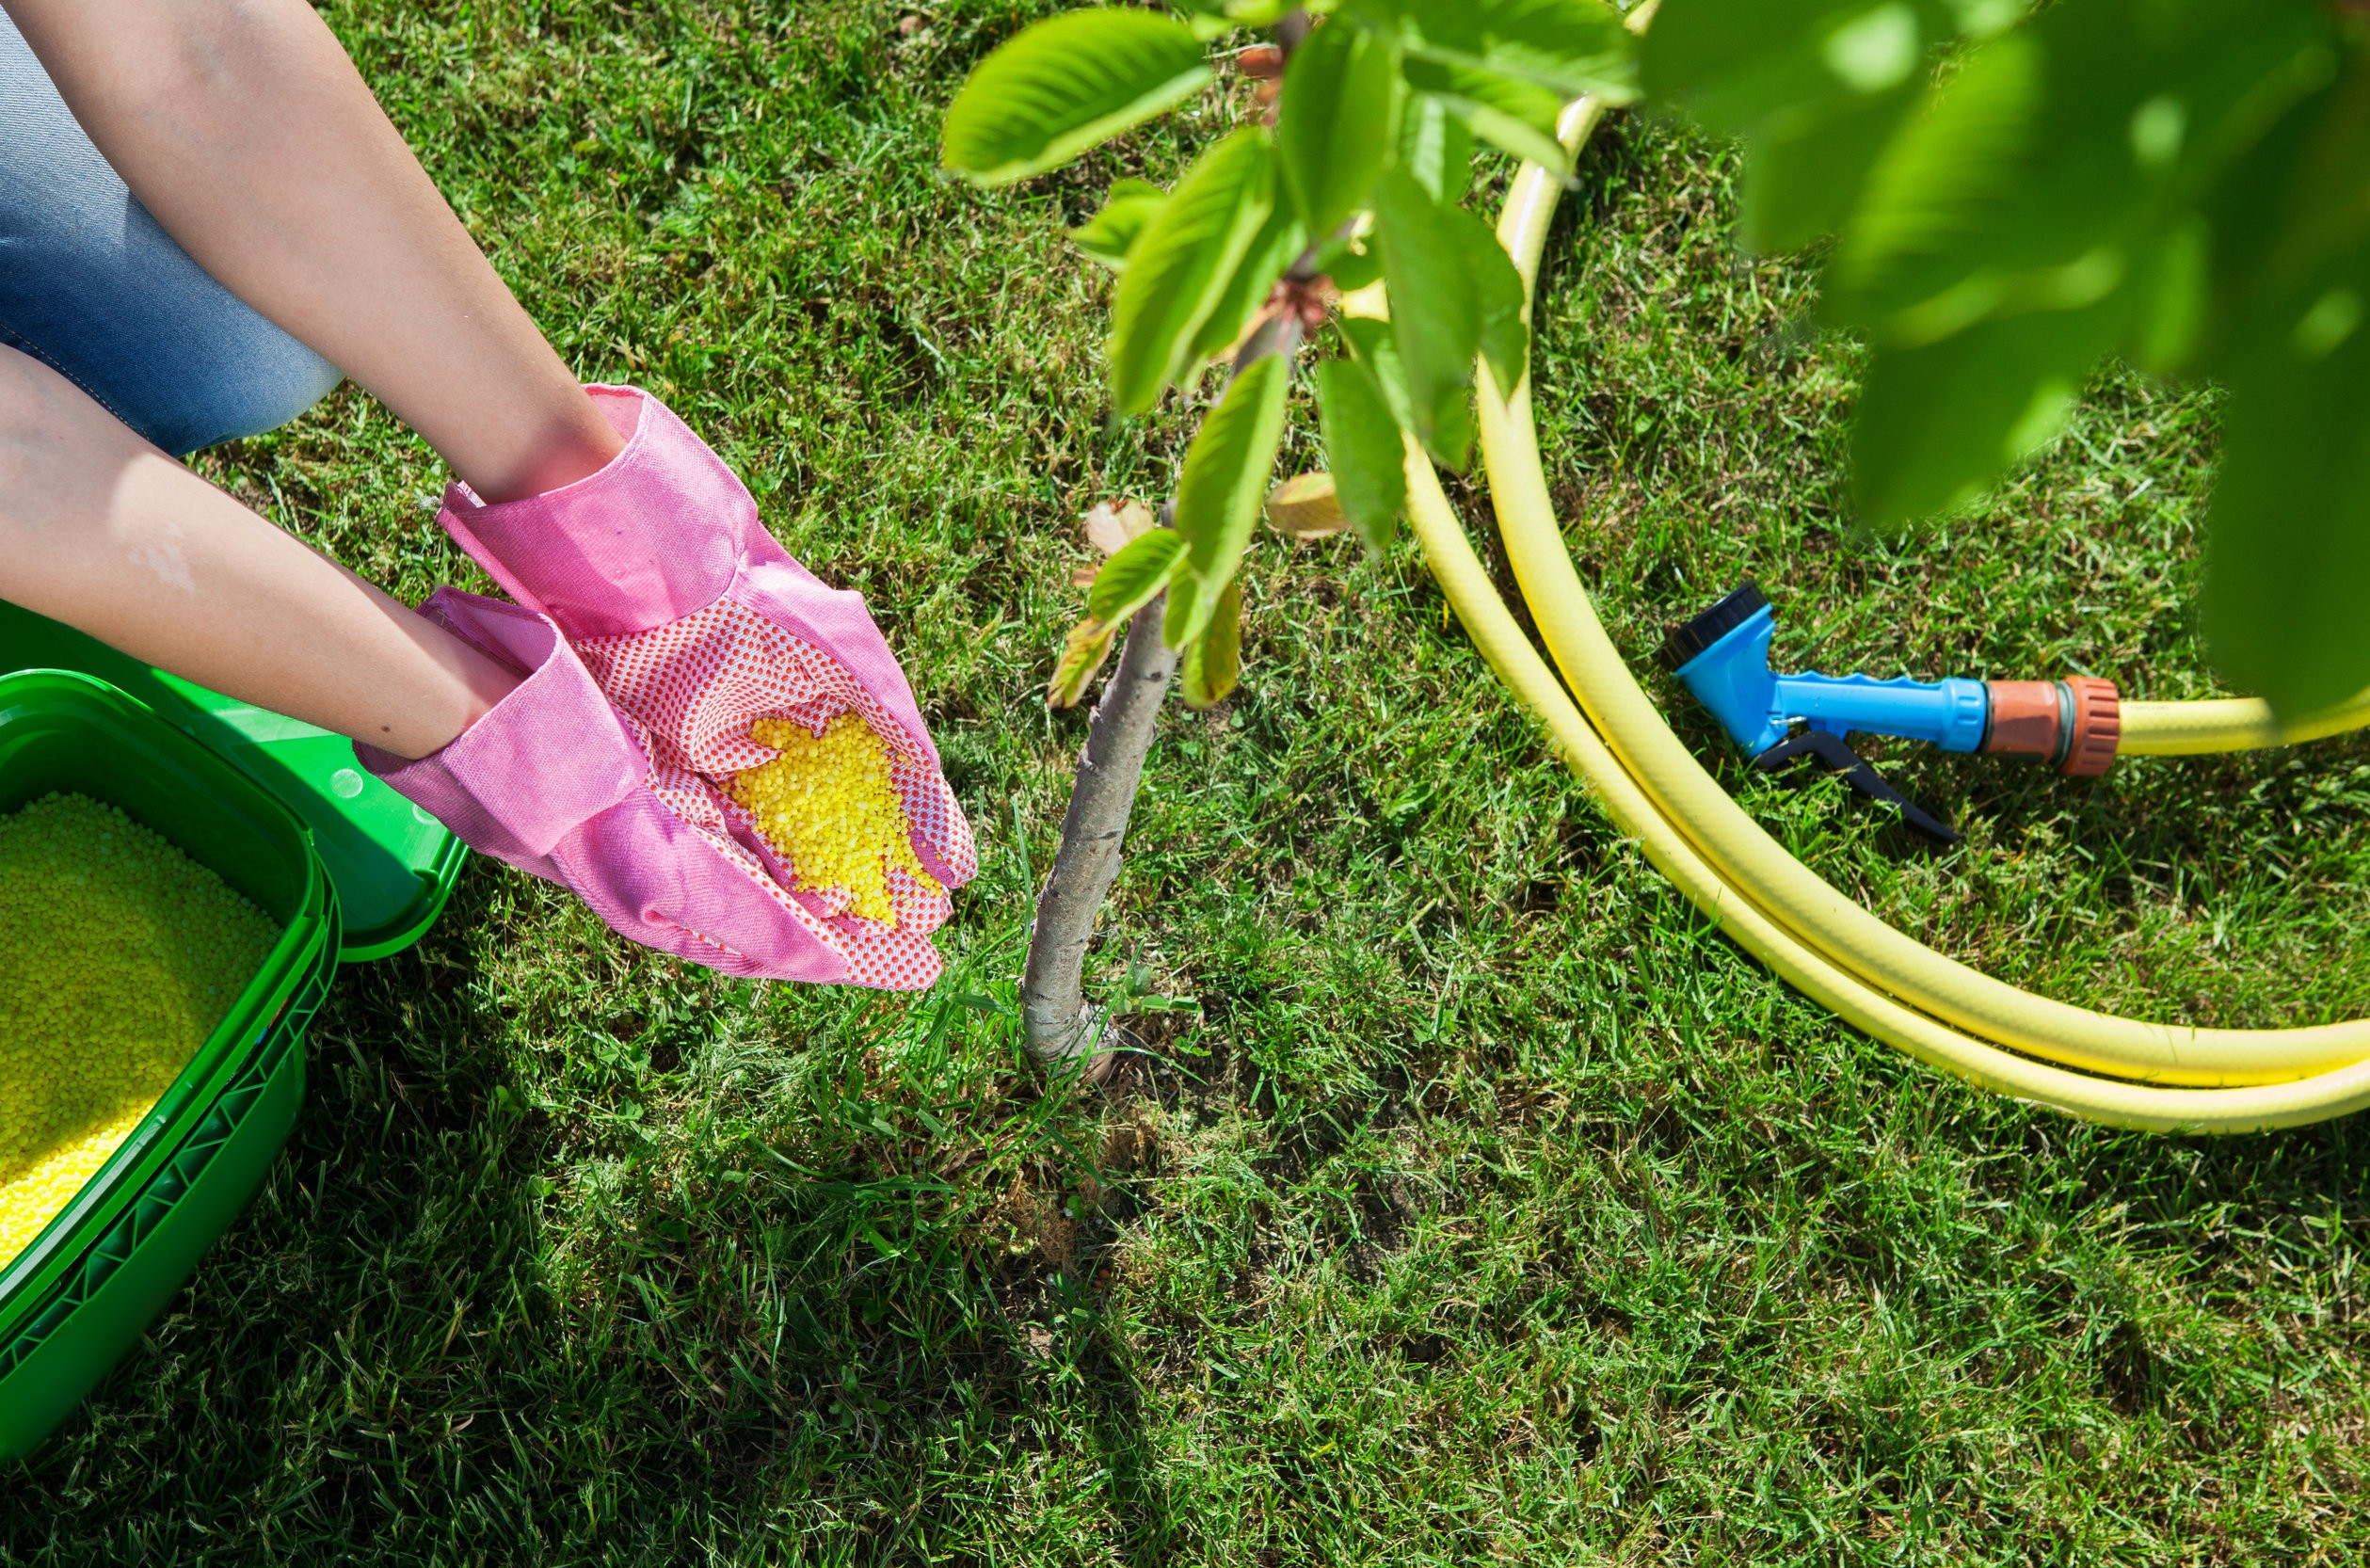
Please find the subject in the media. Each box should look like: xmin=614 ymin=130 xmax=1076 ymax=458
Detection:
xmin=0 ymin=605 xmax=466 ymax=1457
xmin=0 ymin=672 xmax=337 ymax=1456
xmin=0 ymin=600 xmax=464 ymax=962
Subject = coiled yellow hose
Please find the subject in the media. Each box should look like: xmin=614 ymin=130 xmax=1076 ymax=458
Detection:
xmin=1371 ymin=89 xmax=2370 ymax=1132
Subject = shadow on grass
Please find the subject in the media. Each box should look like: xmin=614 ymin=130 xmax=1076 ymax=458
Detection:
xmin=0 ymin=869 xmax=1177 ymax=1565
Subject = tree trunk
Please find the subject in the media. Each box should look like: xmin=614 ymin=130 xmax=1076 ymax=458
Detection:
xmin=1019 ymin=304 xmax=1308 ymax=1074
xmin=1020 ymin=591 xmax=1179 ymax=1068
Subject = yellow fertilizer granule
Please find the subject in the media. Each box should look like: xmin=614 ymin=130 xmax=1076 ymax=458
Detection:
xmin=726 ymin=713 xmax=938 ymax=924
xmin=0 ymin=793 xmax=279 ymax=1269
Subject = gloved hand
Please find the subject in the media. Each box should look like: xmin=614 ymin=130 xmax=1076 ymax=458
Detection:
xmin=397 ymin=385 xmax=974 ymax=990
xmin=361 ymin=590 xmax=950 ymax=984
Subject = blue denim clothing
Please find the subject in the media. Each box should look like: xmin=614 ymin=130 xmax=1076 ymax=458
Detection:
xmin=0 ymin=10 xmax=339 ymax=456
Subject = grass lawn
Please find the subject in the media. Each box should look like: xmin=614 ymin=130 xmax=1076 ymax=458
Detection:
xmin=8 ymin=2 xmax=2370 ymax=1562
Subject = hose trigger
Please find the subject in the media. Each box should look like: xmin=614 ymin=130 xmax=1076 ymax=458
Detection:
xmin=1752 ymin=729 xmax=1962 ymax=845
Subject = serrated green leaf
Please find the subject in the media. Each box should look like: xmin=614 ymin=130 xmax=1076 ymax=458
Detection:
xmin=1404 ymin=57 xmax=1571 ymax=173
xmin=1392 ymin=0 xmax=1637 ymax=102
xmin=1112 ymin=128 xmax=1278 ymax=412
xmin=1318 ymin=357 xmax=1409 ymax=551
xmin=1850 ymin=296 xmax=2123 ymax=527
xmin=1069 ymin=178 xmax=1168 ymax=270
xmin=1338 ymin=317 xmax=1414 ymax=426
xmin=1396 ymin=93 xmax=1475 ymax=201
xmin=1049 ymin=616 xmax=1120 ymax=708
xmin=942 ymin=9 xmax=1213 ymax=185
xmin=1161 ymin=570 xmax=1202 ymax=648
xmin=1372 ymin=168 xmax=1481 ymax=466
xmin=1443 ymin=204 xmax=1529 ymax=393
xmin=1278 ymin=22 xmax=1402 ymax=235
xmin=1340 ymin=313 xmax=1472 ymax=470
xmin=1188 ymin=203 xmax=1308 ymax=367
xmin=1087 ymin=528 xmax=1189 ymax=624
xmin=1179 ymin=579 xmax=1244 ymax=707
xmin=1168 ymin=355 xmax=1290 ymax=646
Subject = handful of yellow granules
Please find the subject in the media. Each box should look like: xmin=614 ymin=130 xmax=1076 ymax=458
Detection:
xmin=0 ymin=794 xmax=277 ymax=1268
xmin=726 ymin=712 xmax=938 ymax=924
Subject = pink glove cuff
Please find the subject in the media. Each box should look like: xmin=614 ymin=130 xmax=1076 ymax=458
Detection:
xmin=438 ymin=386 xmax=747 ymax=640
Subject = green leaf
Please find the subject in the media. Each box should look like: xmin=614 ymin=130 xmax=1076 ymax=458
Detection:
xmin=1740 ymin=77 xmax=1919 ymax=252
xmin=1443 ymin=204 xmax=1529 ymax=393
xmin=1641 ymin=1 xmax=1967 ymax=252
xmin=1175 ymin=0 xmax=1303 ymax=35
xmin=1168 ymin=355 xmax=1291 ymax=646
xmin=1278 ymin=22 xmax=1402 ymax=235
xmin=1403 ymin=58 xmax=1571 ymax=173
xmin=1392 ymin=0 xmax=1638 ymax=102
xmin=1849 ymin=296 xmax=2123 ymax=527
xmin=1087 ymin=528 xmax=1189 ymax=623
xmin=1832 ymin=29 xmax=2041 ymax=308
xmin=1644 ymin=0 xmax=1946 ymax=130
xmin=1179 ymin=579 xmax=1244 ymax=708
xmin=1311 ymin=233 xmax=1383 ymax=292
xmin=942 ymin=9 xmax=1214 ymax=185
xmin=1069 ymin=178 xmax=1167 ymax=270
xmin=1338 ymin=317 xmax=1412 ymax=425
xmin=2201 ymin=77 xmax=2370 ymax=714
xmin=1372 ymin=168 xmax=1481 ymax=466
xmin=1161 ymin=571 xmax=1201 ymax=649
xmin=1341 ymin=313 xmax=1472 ymax=470
xmin=1833 ymin=0 xmax=2335 ymax=338
xmin=1318 ymin=356 xmax=1409 ymax=551
xmin=1187 ymin=204 xmax=1308 ymax=367
xmin=1049 ymin=616 xmax=1120 ymax=708
xmin=2206 ymin=284 xmax=2370 ymax=715
xmin=1396 ymin=93 xmax=1475 ymax=202
xmin=1111 ymin=129 xmax=1278 ymax=412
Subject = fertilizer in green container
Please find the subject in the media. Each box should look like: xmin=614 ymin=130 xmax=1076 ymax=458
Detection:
xmin=0 ymin=793 xmax=278 ymax=1267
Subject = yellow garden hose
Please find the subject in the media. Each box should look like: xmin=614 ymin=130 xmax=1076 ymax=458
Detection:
xmin=1371 ymin=90 xmax=2370 ymax=1132
xmin=2122 ymin=691 xmax=2370 ymax=757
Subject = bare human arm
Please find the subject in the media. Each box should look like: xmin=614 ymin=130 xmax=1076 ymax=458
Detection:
xmin=3 ymin=0 xmax=620 ymax=503
xmin=0 ymin=345 xmax=520 ymax=760
xmin=0 ymin=0 xmax=646 ymax=757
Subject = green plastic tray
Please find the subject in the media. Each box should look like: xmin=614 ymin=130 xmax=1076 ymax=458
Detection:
xmin=0 ymin=671 xmax=338 ymax=1459
xmin=0 ymin=600 xmax=463 ymax=961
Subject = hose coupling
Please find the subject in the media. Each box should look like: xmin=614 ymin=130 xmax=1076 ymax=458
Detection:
xmin=1981 ymin=677 xmax=2122 ymax=776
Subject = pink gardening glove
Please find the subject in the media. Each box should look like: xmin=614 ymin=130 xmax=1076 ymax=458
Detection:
xmin=395 ymin=386 xmax=974 ymax=990
xmin=361 ymin=591 xmax=937 ymax=984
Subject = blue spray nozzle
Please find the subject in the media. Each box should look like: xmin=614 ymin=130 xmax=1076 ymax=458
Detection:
xmin=1658 ymin=580 xmax=1984 ymax=844
xmin=1659 ymin=581 xmax=1988 ymax=758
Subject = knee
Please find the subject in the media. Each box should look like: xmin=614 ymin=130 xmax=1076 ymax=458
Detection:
xmin=153 ymin=338 xmax=342 ymax=455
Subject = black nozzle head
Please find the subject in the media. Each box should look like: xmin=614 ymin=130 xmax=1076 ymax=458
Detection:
xmin=1658 ymin=580 xmax=1769 ymax=672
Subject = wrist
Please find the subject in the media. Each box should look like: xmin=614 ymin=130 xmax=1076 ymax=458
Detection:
xmin=456 ymin=385 xmax=627 ymax=504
